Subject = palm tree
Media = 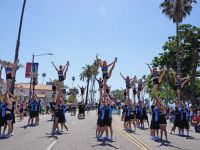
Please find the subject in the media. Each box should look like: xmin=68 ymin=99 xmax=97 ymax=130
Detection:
xmin=90 ymin=59 xmax=99 ymax=103
xmin=11 ymin=0 xmax=27 ymax=94
xmin=42 ymin=73 xmax=46 ymax=84
xmin=72 ymin=76 xmax=75 ymax=88
xmin=0 ymin=65 xmax=3 ymax=82
xmin=80 ymin=65 xmax=94 ymax=105
xmin=160 ymin=0 xmax=197 ymax=75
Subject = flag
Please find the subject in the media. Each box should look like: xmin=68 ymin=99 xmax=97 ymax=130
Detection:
xmin=25 ymin=62 xmax=39 ymax=78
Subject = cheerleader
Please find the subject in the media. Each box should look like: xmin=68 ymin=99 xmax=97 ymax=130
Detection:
xmin=147 ymin=64 xmax=166 ymax=98
xmin=96 ymin=54 xmax=117 ymax=100
xmin=158 ymin=104 xmax=168 ymax=141
xmin=0 ymin=59 xmax=19 ymax=92
xmin=150 ymin=98 xmax=160 ymax=141
xmin=178 ymin=102 xmax=190 ymax=136
xmin=51 ymin=61 xmax=69 ymax=82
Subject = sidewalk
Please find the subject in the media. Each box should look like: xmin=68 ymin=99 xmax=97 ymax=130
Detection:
xmin=113 ymin=114 xmax=200 ymax=150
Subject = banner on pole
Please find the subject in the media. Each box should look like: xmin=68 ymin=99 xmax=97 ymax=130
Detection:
xmin=25 ymin=63 xmax=39 ymax=78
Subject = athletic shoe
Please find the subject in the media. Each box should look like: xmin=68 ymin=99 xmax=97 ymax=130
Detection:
xmin=151 ymin=136 xmax=157 ymax=141
xmin=61 ymin=130 xmax=64 ymax=132
xmin=51 ymin=130 xmax=56 ymax=134
xmin=66 ymin=131 xmax=69 ymax=134
xmin=5 ymin=134 xmax=11 ymax=138
xmin=129 ymin=128 xmax=133 ymax=131
xmin=156 ymin=136 xmax=161 ymax=140
xmin=125 ymin=128 xmax=129 ymax=131
xmin=98 ymin=137 xmax=104 ymax=141
xmin=11 ymin=133 xmax=14 ymax=136
xmin=109 ymin=137 xmax=115 ymax=141
xmin=104 ymin=136 xmax=109 ymax=140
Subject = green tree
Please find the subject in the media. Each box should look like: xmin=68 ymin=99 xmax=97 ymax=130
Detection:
xmin=90 ymin=59 xmax=99 ymax=103
xmin=42 ymin=73 xmax=46 ymax=84
xmin=160 ymin=0 xmax=197 ymax=76
xmin=67 ymin=87 xmax=79 ymax=96
xmin=80 ymin=65 xmax=94 ymax=105
xmin=149 ymin=24 xmax=200 ymax=106
xmin=111 ymin=89 xmax=125 ymax=102
xmin=68 ymin=95 xmax=76 ymax=103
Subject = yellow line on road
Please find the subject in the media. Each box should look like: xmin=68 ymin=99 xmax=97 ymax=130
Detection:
xmin=113 ymin=123 xmax=142 ymax=150
xmin=113 ymin=117 xmax=153 ymax=150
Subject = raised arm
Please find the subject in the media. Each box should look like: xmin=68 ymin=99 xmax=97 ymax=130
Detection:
xmin=6 ymin=93 xmax=12 ymax=106
xmin=51 ymin=62 xmax=59 ymax=72
xmin=130 ymin=76 xmax=135 ymax=81
xmin=181 ymin=75 xmax=189 ymax=81
xmin=49 ymin=78 xmax=53 ymax=83
xmin=96 ymin=54 xmax=103 ymax=67
xmin=95 ymin=77 xmax=99 ymax=82
xmin=147 ymin=63 xmax=153 ymax=74
xmin=107 ymin=98 xmax=114 ymax=106
xmin=12 ymin=59 xmax=19 ymax=69
xmin=0 ymin=60 xmax=7 ymax=68
xmin=63 ymin=61 xmax=69 ymax=72
xmin=120 ymin=73 xmax=126 ymax=80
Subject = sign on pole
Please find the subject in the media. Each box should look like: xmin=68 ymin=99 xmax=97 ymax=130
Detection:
xmin=25 ymin=63 xmax=39 ymax=78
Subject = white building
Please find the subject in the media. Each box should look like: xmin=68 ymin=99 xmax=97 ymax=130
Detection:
xmin=15 ymin=83 xmax=52 ymax=105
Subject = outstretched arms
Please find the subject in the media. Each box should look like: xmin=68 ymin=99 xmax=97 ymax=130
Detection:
xmin=51 ymin=62 xmax=59 ymax=72
xmin=120 ymin=73 xmax=126 ymax=80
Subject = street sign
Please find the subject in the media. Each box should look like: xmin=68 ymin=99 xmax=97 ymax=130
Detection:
xmin=25 ymin=62 xmax=39 ymax=78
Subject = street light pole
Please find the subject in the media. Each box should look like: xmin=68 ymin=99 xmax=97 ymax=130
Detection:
xmin=28 ymin=53 xmax=53 ymax=101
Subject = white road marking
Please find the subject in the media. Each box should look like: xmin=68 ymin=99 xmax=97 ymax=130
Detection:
xmin=46 ymin=141 xmax=56 ymax=150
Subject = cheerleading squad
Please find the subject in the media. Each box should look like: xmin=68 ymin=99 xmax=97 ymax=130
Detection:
xmin=0 ymin=55 xmax=199 ymax=142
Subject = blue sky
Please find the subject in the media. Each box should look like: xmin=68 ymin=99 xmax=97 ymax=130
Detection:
xmin=0 ymin=0 xmax=199 ymax=91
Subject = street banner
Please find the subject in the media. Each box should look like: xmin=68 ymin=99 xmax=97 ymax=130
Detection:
xmin=25 ymin=62 xmax=39 ymax=78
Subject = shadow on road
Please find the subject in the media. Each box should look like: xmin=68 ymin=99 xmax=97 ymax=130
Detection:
xmin=0 ymin=136 xmax=9 ymax=140
xmin=92 ymin=140 xmax=119 ymax=149
xmin=43 ymin=133 xmax=59 ymax=139
xmin=46 ymin=120 xmax=53 ymax=122
xmin=20 ymin=124 xmax=37 ymax=129
xmin=173 ymin=134 xmax=200 ymax=140
xmin=156 ymin=139 xmax=184 ymax=149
